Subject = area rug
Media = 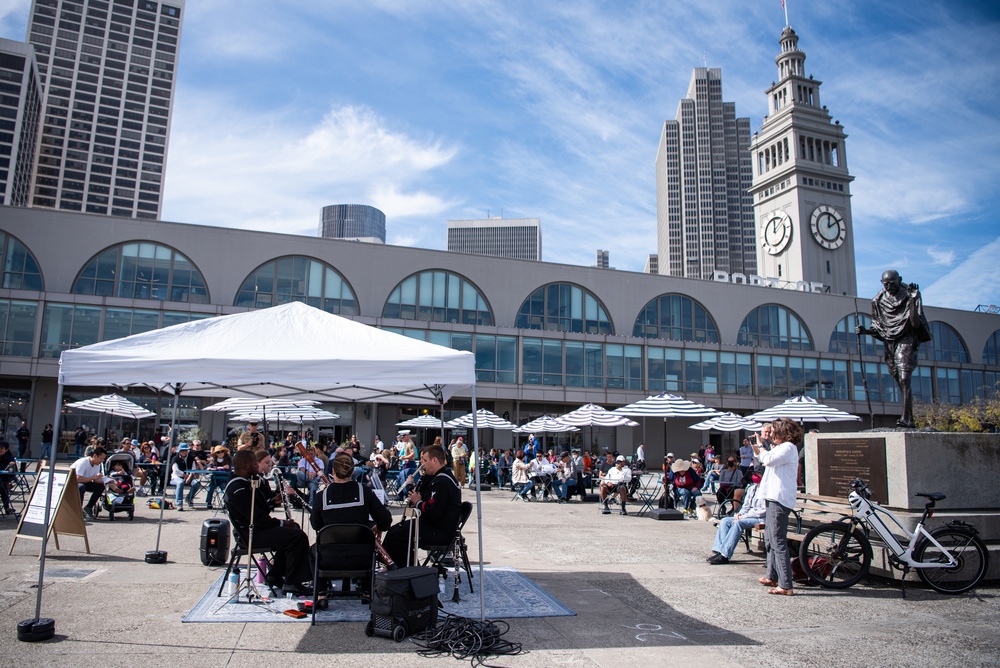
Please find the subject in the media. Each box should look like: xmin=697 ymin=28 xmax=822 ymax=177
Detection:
xmin=183 ymin=566 xmax=574 ymax=623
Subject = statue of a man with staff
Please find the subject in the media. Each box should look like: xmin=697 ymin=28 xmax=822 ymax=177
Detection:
xmin=856 ymin=269 xmax=932 ymax=429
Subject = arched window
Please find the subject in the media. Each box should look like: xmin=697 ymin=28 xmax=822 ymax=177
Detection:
xmin=515 ymin=283 xmax=612 ymax=335
xmin=0 ymin=231 xmax=43 ymax=290
xmin=633 ymin=294 xmax=718 ymax=342
xmin=984 ymin=329 xmax=1000 ymax=366
xmin=829 ymin=313 xmax=884 ymax=357
xmin=919 ymin=321 xmax=969 ymax=363
xmin=737 ymin=304 xmax=812 ymax=350
xmin=236 ymin=257 xmax=357 ymax=314
xmin=382 ymin=270 xmax=492 ymax=325
xmin=74 ymin=242 xmax=209 ymax=303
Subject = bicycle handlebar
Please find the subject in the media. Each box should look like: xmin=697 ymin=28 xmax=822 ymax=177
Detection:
xmin=849 ymin=477 xmax=872 ymax=499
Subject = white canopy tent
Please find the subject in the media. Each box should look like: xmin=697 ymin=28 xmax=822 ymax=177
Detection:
xmin=31 ymin=302 xmax=484 ymax=631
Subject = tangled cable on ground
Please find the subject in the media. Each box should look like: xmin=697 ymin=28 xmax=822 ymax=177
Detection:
xmin=410 ymin=611 xmax=524 ymax=667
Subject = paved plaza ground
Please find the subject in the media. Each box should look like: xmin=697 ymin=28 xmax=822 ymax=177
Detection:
xmin=2 ymin=487 xmax=998 ymax=667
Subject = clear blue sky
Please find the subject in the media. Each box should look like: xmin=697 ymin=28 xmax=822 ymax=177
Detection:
xmin=3 ymin=1 xmax=999 ymax=309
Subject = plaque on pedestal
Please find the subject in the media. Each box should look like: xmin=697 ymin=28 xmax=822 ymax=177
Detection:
xmin=816 ymin=437 xmax=888 ymax=504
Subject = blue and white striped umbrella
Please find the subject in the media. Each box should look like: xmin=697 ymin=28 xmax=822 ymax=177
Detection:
xmin=748 ymin=395 xmax=861 ymax=423
xmin=555 ymin=403 xmax=639 ymax=428
xmin=397 ymin=414 xmax=447 ymax=428
xmin=446 ymin=408 xmax=518 ymax=431
xmin=689 ymin=412 xmax=763 ymax=432
xmin=66 ymin=393 xmax=157 ymax=419
xmin=612 ymin=393 xmax=721 ymax=419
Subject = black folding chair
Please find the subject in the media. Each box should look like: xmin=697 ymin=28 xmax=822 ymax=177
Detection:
xmin=311 ymin=523 xmax=376 ymax=625
xmin=218 ymin=529 xmax=279 ymax=599
xmin=421 ymin=501 xmax=474 ymax=602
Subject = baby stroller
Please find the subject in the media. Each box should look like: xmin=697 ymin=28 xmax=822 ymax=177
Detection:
xmin=97 ymin=451 xmax=137 ymax=521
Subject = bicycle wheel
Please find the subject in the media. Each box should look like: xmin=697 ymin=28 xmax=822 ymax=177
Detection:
xmin=914 ymin=527 xmax=989 ymax=594
xmin=799 ymin=522 xmax=872 ymax=589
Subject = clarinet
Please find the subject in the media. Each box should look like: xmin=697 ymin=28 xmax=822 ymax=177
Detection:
xmin=269 ymin=468 xmax=292 ymax=521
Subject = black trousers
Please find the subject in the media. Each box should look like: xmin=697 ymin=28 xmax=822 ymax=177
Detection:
xmin=0 ymin=472 xmax=13 ymax=509
xmin=79 ymin=482 xmax=105 ymax=510
xmin=382 ymin=518 xmax=453 ymax=568
xmin=251 ymin=524 xmax=311 ymax=587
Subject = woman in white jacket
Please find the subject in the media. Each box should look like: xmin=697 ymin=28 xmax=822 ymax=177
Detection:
xmin=752 ymin=417 xmax=802 ymax=596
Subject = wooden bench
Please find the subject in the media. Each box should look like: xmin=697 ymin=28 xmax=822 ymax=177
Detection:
xmin=746 ymin=491 xmax=854 ymax=550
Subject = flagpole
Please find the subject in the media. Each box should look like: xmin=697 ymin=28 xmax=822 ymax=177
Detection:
xmin=782 ymin=0 xmax=789 ymax=27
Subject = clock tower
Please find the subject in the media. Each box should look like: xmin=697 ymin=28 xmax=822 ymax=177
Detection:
xmin=749 ymin=26 xmax=857 ymax=296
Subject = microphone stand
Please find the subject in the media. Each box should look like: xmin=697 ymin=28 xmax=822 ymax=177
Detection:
xmin=225 ymin=476 xmax=271 ymax=608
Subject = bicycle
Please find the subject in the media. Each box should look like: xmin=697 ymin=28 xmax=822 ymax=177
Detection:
xmin=798 ymin=477 xmax=989 ymax=596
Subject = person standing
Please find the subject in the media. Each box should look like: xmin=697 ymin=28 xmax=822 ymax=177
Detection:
xmin=40 ymin=424 xmax=54 ymax=461
xmin=16 ymin=421 xmax=30 ymax=469
xmin=753 ymin=417 xmax=802 ymax=596
xmin=450 ymin=436 xmax=468 ymax=487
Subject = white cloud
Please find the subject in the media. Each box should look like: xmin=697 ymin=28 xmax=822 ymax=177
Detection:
xmin=922 ymin=237 xmax=1000 ymax=310
xmin=927 ymin=246 xmax=956 ymax=267
xmin=162 ymin=97 xmax=457 ymax=234
xmin=369 ymin=183 xmax=457 ymax=220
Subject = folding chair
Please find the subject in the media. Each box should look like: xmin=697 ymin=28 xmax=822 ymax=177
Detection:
xmin=421 ymin=501 xmax=474 ymax=602
xmin=635 ymin=473 xmax=663 ymax=517
xmin=312 ymin=523 xmax=376 ymax=625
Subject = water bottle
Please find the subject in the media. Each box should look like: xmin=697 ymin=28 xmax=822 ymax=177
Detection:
xmin=438 ymin=574 xmax=447 ymax=602
xmin=226 ymin=567 xmax=240 ymax=597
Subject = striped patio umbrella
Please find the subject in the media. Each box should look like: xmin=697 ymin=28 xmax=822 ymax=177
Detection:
xmin=397 ymin=414 xmax=447 ymax=428
xmin=689 ymin=412 xmax=763 ymax=432
xmin=747 ymin=395 xmax=862 ymax=423
xmin=66 ymin=393 xmax=157 ymax=420
xmin=446 ymin=409 xmax=517 ymax=431
xmin=612 ymin=393 xmax=721 ymax=420
xmin=513 ymin=415 xmax=579 ymax=433
xmin=201 ymin=397 xmax=319 ymax=413
xmin=555 ymin=403 xmax=639 ymax=427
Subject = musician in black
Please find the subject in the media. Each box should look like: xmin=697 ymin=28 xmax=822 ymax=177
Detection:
xmin=225 ymin=450 xmax=311 ymax=595
xmin=381 ymin=444 xmax=461 ymax=568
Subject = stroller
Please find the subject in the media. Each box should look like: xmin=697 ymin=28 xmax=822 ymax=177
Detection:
xmin=97 ymin=451 xmax=137 ymax=521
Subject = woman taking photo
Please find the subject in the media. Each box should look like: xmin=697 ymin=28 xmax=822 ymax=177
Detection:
xmin=753 ymin=417 xmax=802 ymax=596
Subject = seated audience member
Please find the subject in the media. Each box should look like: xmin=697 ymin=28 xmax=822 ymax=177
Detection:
xmin=702 ymin=455 xmax=723 ymax=492
xmin=671 ymin=459 xmax=702 ymax=517
xmin=599 ymin=455 xmax=632 ymax=515
xmin=708 ymin=475 xmax=766 ymax=564
xmin=170 ymin=442 xmax=203 ymax=511
xmin=224 ymin=450 xmax=311 ymax=594
xmin=296 ymin=445 xmax=325 ymax=508
xmin=550 ymin=451 xmax=575 ymax=503
xmin=512 ymin=451 xmax=534 ymax=500
xmin=716 ymin=456 xmax=746 ymax=513
xmin=72 ymin=446 xmax=108 ymax=520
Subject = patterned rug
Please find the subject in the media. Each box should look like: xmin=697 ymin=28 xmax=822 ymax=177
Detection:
xmin=183 ymin=566 xmax=574 ymax=623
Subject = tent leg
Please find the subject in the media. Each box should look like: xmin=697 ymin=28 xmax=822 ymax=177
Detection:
xmin=152 ymin=387 xmax=180 ymax=556
xmin=470 ymin=389 xmax=485 ymax=622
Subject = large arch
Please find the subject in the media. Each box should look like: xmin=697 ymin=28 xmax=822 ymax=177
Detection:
xmin=984 ymin=329 xmax=1000 ymax=366
xmin=0 ymin=229 xmax=44 ymax=291
xmin=74 ymin=241 xmax=209 ymax=303
xmin=632 ymin=293 xmax=718 ymax=342
xmin=737 ymin=303 xmax=813 ymax=350
xmin=828 ymin=312 xmax=884 ymax=357
xmin=515 ymin=282 xmax=613 ymax=335
xmin=236 ymin=256 xmax=357 ymax=314
xmin=920 ymin=321 xmax=969 ymax=363
xmin=382 ymin=269 xmax=492 ymax=325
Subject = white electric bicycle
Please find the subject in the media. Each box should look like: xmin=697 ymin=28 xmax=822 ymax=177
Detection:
xmin=798 ymin=478 xmax=989 ymax=595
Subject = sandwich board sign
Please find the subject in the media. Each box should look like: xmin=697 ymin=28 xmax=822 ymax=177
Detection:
xmin=8 ymin=468 xmax=91 ymax=557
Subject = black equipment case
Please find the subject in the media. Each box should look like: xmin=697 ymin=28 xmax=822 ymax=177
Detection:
xmin=365 ymin=565 xmax=438 ymax=641
xmin=200 ymin=518 xmax=230 ymax=566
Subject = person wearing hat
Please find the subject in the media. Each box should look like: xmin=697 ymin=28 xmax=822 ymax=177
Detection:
xmin=671 ymin=459 xmax=702 ymax=517
xmin=204 ymin=444 xmax=233 ymax=510
xmin=599 ymin=455 xmax=632 ymax=515
xmin=237 ymin=421 xmax=266 ymax=452
xmin=170 ymin=442 xmax=203 ymax=511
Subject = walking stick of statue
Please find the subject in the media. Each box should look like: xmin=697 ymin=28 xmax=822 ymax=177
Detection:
xmin=854 ymin=298 xmax=875 ymax=430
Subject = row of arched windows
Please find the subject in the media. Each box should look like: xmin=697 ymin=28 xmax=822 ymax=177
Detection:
xmin=1 ymin=234 xmax=994 ymax=363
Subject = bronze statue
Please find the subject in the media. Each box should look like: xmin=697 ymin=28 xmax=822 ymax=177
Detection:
xmin=856 ymin=269 xmax=932 ymax=429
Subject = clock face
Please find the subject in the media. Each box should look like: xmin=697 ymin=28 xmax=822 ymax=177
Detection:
xmin=762 ymin=212 xmax=792 ymax=255
xmin=810 ymin=205 xmax=846 ymax=250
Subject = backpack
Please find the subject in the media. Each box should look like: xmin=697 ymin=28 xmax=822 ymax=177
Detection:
xmin=791 ymin=556 xmax=831 ymax=583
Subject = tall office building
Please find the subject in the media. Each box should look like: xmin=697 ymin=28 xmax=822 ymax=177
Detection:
xmin=656 ymin=68 xmax=755 ymax=281
xmin=319 ymin=203 xmax=386 ymax=244
xmin=595 ymin=249 xmax=610 ymax=269
xmin=0 ymin=39 xmax=43 ymax=206
xmin=447 ymin=217 xmax=541 ymax=261
xmin=643 ymin=253 xmax=658 ymax=275
xmin=749 ymin=26 xmax=857 ymax=295
xmin=25 ymin=0 xmax=184 ymax=219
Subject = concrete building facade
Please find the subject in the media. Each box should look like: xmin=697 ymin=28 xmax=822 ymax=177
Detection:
xmin=2 ymin=205 xmax=998 ymax=460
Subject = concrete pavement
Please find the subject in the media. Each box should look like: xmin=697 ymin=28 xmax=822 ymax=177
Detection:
xmin=2 ymin=487 xmax=998 ymax=667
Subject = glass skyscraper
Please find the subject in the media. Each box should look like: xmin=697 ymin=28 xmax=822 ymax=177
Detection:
xmin=25 ymin=0 xmax=184 ymax=219
xmin=0 ymin=38 xmax=43 ymax=207
xmin=319 ymin=203 xmax=386 ymax=243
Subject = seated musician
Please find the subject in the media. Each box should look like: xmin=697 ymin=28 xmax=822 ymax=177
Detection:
xmin=381 ymin=444 xmax=461 ymax=568
xmin=309 ymin=453 xmax=394 ymax=600
xmin=224 ymin=450 xmax=311 ymax=595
